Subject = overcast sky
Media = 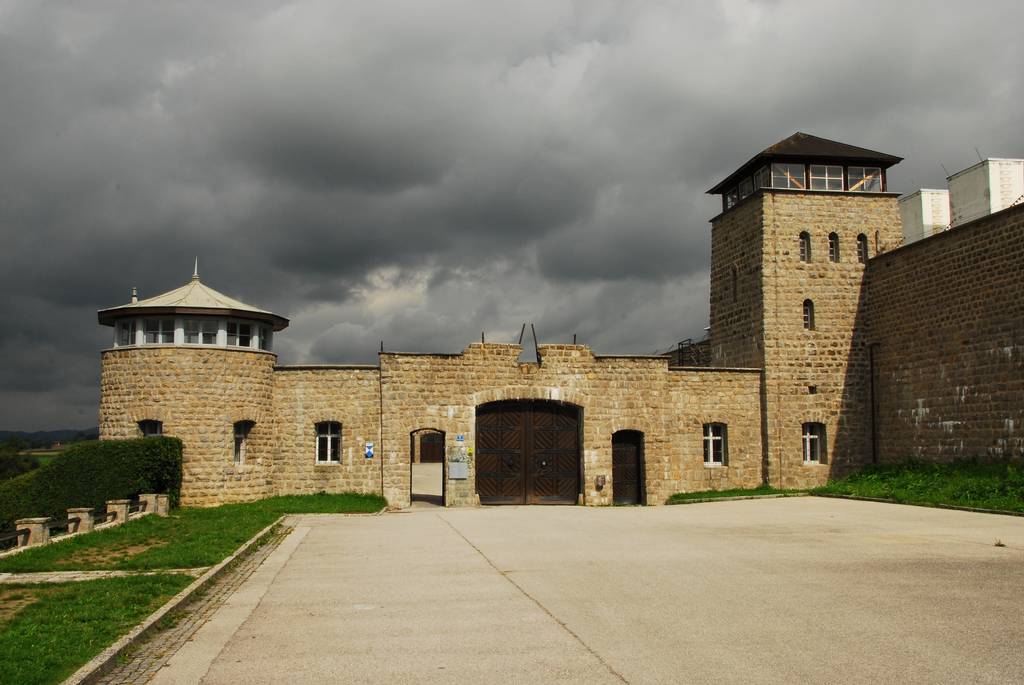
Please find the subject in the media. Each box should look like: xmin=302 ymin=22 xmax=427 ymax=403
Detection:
xmin=1 ymin=1 xmax=1021 ymax=431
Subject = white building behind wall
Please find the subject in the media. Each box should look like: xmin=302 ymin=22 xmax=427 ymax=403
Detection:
xmin=948 ymin=158 xmax=1024 ymax=226
xmin=899 ymin=189 xmax=950 ymax=244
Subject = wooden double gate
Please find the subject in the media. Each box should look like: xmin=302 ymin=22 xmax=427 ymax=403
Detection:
xmin=475 ymin=400 xmax=580 ymax=505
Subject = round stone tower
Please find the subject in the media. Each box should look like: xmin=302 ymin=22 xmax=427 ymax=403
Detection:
xmin=97 ymin=264 xmax=288 ymax=506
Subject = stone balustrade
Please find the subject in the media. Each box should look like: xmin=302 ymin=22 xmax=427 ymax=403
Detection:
xmin=3 ymin=493 xmax=171 ymax=556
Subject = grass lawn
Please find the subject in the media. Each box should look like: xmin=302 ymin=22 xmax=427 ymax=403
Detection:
xmin=0 ymin=492 xmax=385 ymax=573
xmin=813 ymin=459 xmax=1024 ymax=512
xmin=666 ymin=484 xmax=805 ymax=504
xmin=0 ymin=574 xmax=192 ymax=685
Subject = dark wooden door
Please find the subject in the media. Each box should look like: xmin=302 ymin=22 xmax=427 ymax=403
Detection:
xmin=476 ymin=401 xmax=579 ymax=505
xmin=612 ymin=431 xmax=643 ymax=504
xmin=419 ymin=432 xmax=444 ymax=463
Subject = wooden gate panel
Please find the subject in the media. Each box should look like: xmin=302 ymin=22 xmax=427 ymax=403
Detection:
xmin=476 ymin=400 xmax=580 ymax=505
xmin=612 ymin=431 xmax=643 ymax=505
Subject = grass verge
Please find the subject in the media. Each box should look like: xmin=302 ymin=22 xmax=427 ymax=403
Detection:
xmin=666 ymin=485 xmax=804 ymax=504
xmin=0 ymin=574 xmax=192 ymax=685
xmin=0 ymin=492 xmax=385 ymax=573
xmin=813 ymin=459 xmax=1024 ymax=512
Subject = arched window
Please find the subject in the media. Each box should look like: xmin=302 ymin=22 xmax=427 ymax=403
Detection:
xmin=803 ymin=300 xmax=815 ymax=330
xmin=799 ymin=232 xmax=811 ymax=262
xmin=731 ymin=266 xmax=738 ymax=303
xmin=828 ymin=232 xmax=840 ymax=262
xmin=233 ymin=420 xmax=254 ymax=465
xmin=138 ymin=419 xmax=163 ymax=437
xmin=315 ymin=421 xmax=341 ymax=463
xmin=857 ymin=234 xmax=869 ymax=263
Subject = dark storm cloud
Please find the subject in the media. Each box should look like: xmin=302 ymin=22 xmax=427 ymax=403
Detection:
xmin=1 ymin=0 xmax=1022 ymax=429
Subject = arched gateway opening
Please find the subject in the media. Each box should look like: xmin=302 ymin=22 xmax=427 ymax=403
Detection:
xmin=475 ymin=400 xmax=581 ymax=505
xmin=410 ymin=429 xmax=445 ymax=506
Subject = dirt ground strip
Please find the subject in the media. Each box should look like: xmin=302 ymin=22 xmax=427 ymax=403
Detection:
xmin=93 ymin=526 xmax=290 ymax=685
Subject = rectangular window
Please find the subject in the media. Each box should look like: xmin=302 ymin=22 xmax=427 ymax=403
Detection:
xmin=139 ymin=419 xmax=163 ymax=437
xmin=184 ymin=319 xmax=218 ymax=345
xmin=117 ymin=320 xmax=136 ymax=346
xmin=754 ymin=166 xmax=771 ymax=189
xmin=802 ymin=423 xmax=826 ymax=463
xmin=234 ymin=421 xmax=253 ymax=465
xmin=771 ymin=163 xmax=806 ymax=190
xmin=144 ymin=318 xmax=174 ymax=344
xmin=725 ymin=187 xmax=739 ymax=210
xmin=227 ymin=322 xmax=252 ymax=347
xmin=848 ymin=167 xmax=882 ymax=192
xmin=259 ymin=327 xmax=272 ymax=351
xmin=703 ymin=423 xmax=727 ymax=466
xmin=738 ymin=177 xmax=753 ymax=199
xmin=316 ymin=421 xmax=341 ymax=463
xmin=810 ymin=165 xmax=844 ymax=191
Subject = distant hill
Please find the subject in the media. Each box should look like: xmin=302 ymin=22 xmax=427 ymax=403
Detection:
xmin=0 ymin=428 xmax=99 ymax=449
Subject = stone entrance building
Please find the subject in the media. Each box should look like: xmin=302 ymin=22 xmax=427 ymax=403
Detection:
xmin=97 ymin=133 xmax=1024 ymax=508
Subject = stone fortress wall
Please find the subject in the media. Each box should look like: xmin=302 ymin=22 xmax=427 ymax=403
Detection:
xmin=866 ymin=202 xmax=1024 ymax=462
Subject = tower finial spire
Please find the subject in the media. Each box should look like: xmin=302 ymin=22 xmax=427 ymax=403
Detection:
xmin=192 ymin=257 xmax=199 ymax=281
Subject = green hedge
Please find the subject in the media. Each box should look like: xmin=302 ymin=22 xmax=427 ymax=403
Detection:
xmin=0 ymin=437 xmax=182 ymax=533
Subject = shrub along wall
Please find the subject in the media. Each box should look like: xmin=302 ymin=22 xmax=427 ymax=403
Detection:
xmin=0 ymin=437 xmax=182 ymax=533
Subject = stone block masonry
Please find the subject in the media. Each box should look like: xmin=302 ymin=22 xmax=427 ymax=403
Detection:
xmin=866 ymin=202 xmax=1024 ymax=462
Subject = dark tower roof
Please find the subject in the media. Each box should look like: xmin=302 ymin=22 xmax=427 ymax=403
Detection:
xmin=707 ymin=132 xmax=902 ymax=195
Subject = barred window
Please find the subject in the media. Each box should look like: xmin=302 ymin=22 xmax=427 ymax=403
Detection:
xmin=185 ymin=319 xmax=218 ymax=345
xmin=799 ymin=232 xmax=812 ymax=262
xmin=144 ymin=318 xmax=174 ymax=344
xmin=803 ymin=300 xmax=815 ymax=330
xmin=857 ymin=234 xmax=869 ymax=264
xmin=828 ymin=232 xmax=840 ymax=262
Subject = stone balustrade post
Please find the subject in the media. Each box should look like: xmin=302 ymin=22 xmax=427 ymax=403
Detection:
xmin=155 ymin=494 xmax=170 ymax=516
xmin=15 ymin=518 xmax=51 ymax=547
xmin=139 ymin=494 xmax=158 ymax=515
xmin=67 ymin=507 xmax=94 ymax=534
xmin=106 ymin=499 xmax=130 ymax=525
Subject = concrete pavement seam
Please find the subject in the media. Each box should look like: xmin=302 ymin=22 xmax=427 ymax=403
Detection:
xmin=437 ymin=513 xmax=630 ymax=685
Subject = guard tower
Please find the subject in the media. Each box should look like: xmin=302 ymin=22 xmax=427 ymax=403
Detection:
xmin=97 ymin=265 xmax=288 ymax=505
xmin=706 ymin=133 xmax=903 ymax=488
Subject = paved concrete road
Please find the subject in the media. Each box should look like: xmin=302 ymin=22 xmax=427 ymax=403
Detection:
xmin=154 ymin=499 xmax=1024 ymax=684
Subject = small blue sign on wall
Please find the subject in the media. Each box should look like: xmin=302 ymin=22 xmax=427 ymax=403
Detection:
xmin=456 ymin=434 xmax=465 ymax=442
xmin=365 ymin=442 xmax=374 ymax=459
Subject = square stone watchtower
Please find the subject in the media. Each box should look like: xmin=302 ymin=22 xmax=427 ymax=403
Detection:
xmin=706 ymin=132 xmax=904 ymax=488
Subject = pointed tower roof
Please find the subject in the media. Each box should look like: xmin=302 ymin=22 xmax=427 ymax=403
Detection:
xmin=98 ymin=266 xmax=289 ymax=330
xmin=708 ymin=132 xmax=902 ymax=195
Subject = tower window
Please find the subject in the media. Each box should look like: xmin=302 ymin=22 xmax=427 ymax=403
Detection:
xmin=803 ymin=299 xmax=815 ymax=330
xmin=117 ymin=320 xmax=137 ymax=346
xmin=144 ymin=318 xmax=174 ymax=344
xmin=138 ymin=420 xmax=163 ymax=437
xmin=799 ymin=232 xmax=812 ymax=262
xmin=857 ymin=234 xmax=869 ymax=263
xmin=233 ymin=420 xmax=254 ymax=465
xmin=848 ymin=167 xmax=882 ymax=192
xmin=802 ymin=422 xmax=826 ymax=463
xmin=828 ymin=232 xmax=840 ymax=262
xmin=315 ymin=421 xmax=341 ymax=463
xmin=754 ymin=166 xmax=771 ymax=189
xmin=185 ymin=319 xmax=218 ymax=345
xmin=227 ymin=322 xmax=252 ymax=348
xmin=772 ymin=163 xmax=806 ymax=190
xmin=703 ymin=423 xmax=728 ymax=466
xmin=810 ymin=165 xmax=843 ymax=191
